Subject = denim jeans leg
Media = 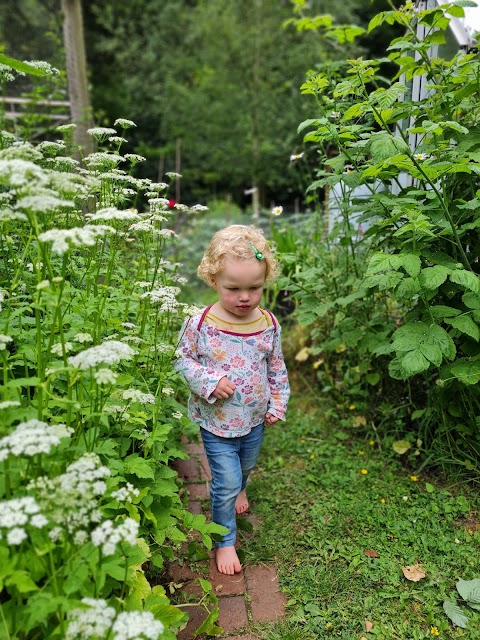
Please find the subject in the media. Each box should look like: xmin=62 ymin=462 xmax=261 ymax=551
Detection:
xmin=201 ymin=425 xmax=264 ymax=548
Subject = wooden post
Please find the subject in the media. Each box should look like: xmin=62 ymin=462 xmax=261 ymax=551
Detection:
xmin=61 ymin=0 xmax=94 ymax=157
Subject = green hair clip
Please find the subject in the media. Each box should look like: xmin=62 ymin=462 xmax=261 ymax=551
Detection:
xmin=248 ymin=242 xmax=264 ymax=260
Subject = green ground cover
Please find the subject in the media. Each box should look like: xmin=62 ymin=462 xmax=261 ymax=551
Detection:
xmin=241 ymin=385 xmax=480 ymax=640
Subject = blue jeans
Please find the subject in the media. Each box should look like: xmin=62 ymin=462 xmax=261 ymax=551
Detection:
xmin=201 ymin=425 xmax=264 ymax=548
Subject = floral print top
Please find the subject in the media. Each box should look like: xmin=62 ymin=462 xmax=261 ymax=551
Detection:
xmin=175 ymin=306 xmax=290 ymax=437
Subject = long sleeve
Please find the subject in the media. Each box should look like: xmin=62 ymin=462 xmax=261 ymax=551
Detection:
xmin=266 ymin=323 xmax=290 ymax=420
xmin=174 ymin=317 xmax=224 ymax=403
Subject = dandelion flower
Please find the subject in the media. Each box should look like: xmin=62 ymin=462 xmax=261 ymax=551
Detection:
xmin=361 ymin=469 xmax=368 ymax=475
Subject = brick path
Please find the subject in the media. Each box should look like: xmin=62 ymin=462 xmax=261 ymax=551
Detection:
xmin=170 ymin=439 xmax=286 ymax=639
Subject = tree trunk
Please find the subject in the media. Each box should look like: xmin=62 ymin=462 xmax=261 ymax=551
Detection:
xmin=61 ymin=0 xmax=94 ymax=157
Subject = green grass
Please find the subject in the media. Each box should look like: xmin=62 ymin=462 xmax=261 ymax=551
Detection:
xmin=241 ymin=392 xmax=480 ymax=639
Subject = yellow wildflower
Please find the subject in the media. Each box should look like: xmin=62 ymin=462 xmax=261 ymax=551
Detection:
xmin=410 ymin=475 xmax=418 ymax=481
xmin=430 ymin=626 xmax=439 ymax=636
xmin=380 ymin=498 xmax=386 ymax=504
xmin=358 ymin=450 xmax=365 ymax=455
xmin=361 ymin=469 xmax=368 ymax=475
xmin=349 ymin=404 xmax=356 ymax=410
xmin=369 ymin=440 xmax=375 ymax=446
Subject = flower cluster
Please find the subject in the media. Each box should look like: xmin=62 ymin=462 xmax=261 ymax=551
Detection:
xmin=111 ymin=483 xmax=140 ymax=503
xmin=66 ymin=599 xmax=164 ymax=640
xmin=91 ymin=517 xmax=139 ymax=556
xmin=29 ymin=453 xmax=110 ymax=537
xmin=38 ymin=225 xmax=115 ymax=255
xmin=0 ymin=496 xmax=48 ymax=545
xmin=0 ymin=333 xmax=12 ymax=350
xmin=86 ymin=207 xmax=141 ymax=223
xmin=0 ymin=419 xmax=73 ymax=461
xmin=141 ymin=286 xmax=180 ymax=312
xmin=68 ymin=340 xmax=135 ymax=370
xmin=122 ymin=389 xmax=155 ymax=404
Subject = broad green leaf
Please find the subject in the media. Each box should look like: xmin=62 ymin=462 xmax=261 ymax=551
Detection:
xmin=462 ymin=292 xmax=480 ymax=309
xmin=456 ymin=579 xmax=480 ymax=603
xmin=443 ymin=600 xmax=468 ymax=629
xmin=400 ymin=349 xmax=430 ymax=375
xmin=430 ymin=305 xmax=461 ymax=319
xmin=451 ymin=360 xmax=480 ymax=385
xmin=370 ymin=132 xmax=410 ymax=162
xmin=419 ymin=265 xmax=450 ymax=290
xmin=0 ymin=53 xmax=48 ymax=76
xmin=450 ymin=269 xmax=480 ymax=293
xmin=398 ymin=253 xmax=421 ymax=277
xmin=444 ymin=315 xmax=480 ymax=341
xmin=393 ymin=440 xmax=411 ymax=454
xmin=125 ymin=572 xmax=151 ymax=609
xmin=194 ymin=607 xmax=222 ymax=637
xmin=392 ymin=322 xmax=429 ymax=350
xmin=124 ymin=454 xmax=155 ymax=479
xmin=5 ymin=570 xmax=38 ymax=593
xmin=420 ymin=343 xmax=443 ymax=366
xmin=425 ymin=325 xmax=456 ymax=360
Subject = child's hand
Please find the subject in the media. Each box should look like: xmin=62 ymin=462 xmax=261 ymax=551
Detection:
xmin=265 ymin=412 xmax=279 ymax=426
xmin=212 ymin=376 xmax=236 ymax=399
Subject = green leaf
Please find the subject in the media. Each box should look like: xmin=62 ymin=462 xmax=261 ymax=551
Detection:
xmin=419 ymin=266 xmax=450 ymax=290
xmin=5 ymin=570 xmax=38 ymax=593
xmin=0 ymin=53 xmax=48 ymax=76
xmin=420 ymin=343 xmax=443 ymax=367
xmin=451 ymin=360 xmax=480 ymax=385
xmin=425 ymin=483 xmax=435 ymax=493
xmin=444 ymin=315 xmax=479 ymax=341
xmin=392 ymin=322 xmax=429 ymax=350
xmin=392 ymin=440 xmax=411 ymax=455
xmin=124 ymin=454 xmax=155 ymax=479
xmin=194 ymin=607 xmax=222 ymax=637
xmin=370 ymin=132 xmax=410 ymax=162
xmin=430 ymin=305 xmax=461 ymax=319
xmin=456 ymin=579 xmax=480 ymax=604
xmin=462 ymin=292 xmax=480 ymax=310
xmin=443 ymin=600 xmax=468 ymax=629
xmin=450 ymin=269 xmax=480 ymax=293
xmin=400 ymin=349 xmax=430 ymax=375
xmin=398 ymin=253 xmax=421 ymax=277
xmin=425 ymin=325 xmax=456 ymax=361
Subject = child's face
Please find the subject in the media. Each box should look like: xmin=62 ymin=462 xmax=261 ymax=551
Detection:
xmin=213 ymin=258 xmax=266 ymax=319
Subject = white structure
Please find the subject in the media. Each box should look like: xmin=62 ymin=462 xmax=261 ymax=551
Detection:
xmin=327 ymin=0 xmax=480 ymax=236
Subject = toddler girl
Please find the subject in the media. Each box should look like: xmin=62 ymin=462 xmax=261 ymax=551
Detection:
xmin=175 ymin=224 xmax=290 ymax=575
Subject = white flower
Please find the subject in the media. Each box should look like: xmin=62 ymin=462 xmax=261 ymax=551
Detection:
xmin=0 ymin=209 xmax=27 ymax=222
xmin=86 ymin=207 xmax=141 ymax=223
xmin=36 ymin=279 xmax=50 ymax=290
xmin=30 ymin=514 xmax=48 ymax=528
xmin=51 ymin=341 xmax=73 ymax=355
xmin=111 ymin=483 xmax=140 ymax=503
xmin=121 ymin=322 xmax=136 ymax=329
xmin=91 ymin=517 xmax=139 ymax=556
xmin=0 ymin=159 xmax=47 ymax=187
xmin=87 ymin=127 xmax=117 ymax=139
xmin=124 ymin=153 xmax=145 ymax=164
xmin=94 ymin=368 xmax=118 ymax=385
xmin=0 ymin=401 xmax=20 ymax=410
xmin=38 ymin=225 xmax=115 ymax=255
xmin=166 ymin=171 xmax=182 ymax=178
xmin=289 ymin=152 xmax=304 ymax=162
xmin=0 ymin=419 xmax=73 ymax=459
xmin=74 ymin=333 xmax=93 ymax=343
xmin=162 ymin=386 xmax=174 ymax=396
xmin=68 ymin=340 xmax=135 ymax=370
xmin=0 ymin=334 xmax=13 ymax=351
xmin=122 ymin=389 xmax=155 ymax=404
xmin=16 ymin=195 xmax=75 ymax=212
xmin=30 ymin=453 xmax=110 ymax=535
xmin=56 ymin=123 xmax=77 ymax=133
xmin=114 ymin=118 xmax=136 ymax=129
xmin=272 ymin=206 xmax=283 ymax=216
xmin=172 ymin=411 xmax=183 ymax=420
xmin=66 ymin=598 xmax=116 ymax=640
xmin=190 ymin=204 xmax=208 ymax=212
xmin=112 ymin=611 xmax=164 ymax=639
xmin=414 ymin=153 xmax=430 ymax=161
xmin=7 ymin=527 xmax=28 ymax=545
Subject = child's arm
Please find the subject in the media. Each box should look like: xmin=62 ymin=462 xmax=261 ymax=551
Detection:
xmin=266 ymin=322 xmax=290 ymax=422
xmin=174 ymin=318 xmax=232 ymax=403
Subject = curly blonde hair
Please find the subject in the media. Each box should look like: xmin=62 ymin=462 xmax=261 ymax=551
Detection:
xmin=197 ymin=225 xmax=280 ymax=287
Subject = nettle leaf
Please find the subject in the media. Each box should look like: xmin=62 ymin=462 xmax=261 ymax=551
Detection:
xmin=398 ymin=253 xmax=421 ymax=277
xmin=443 ymin=600 xmax=468 ymax=629
xmin=444 ymin=315 xmax=480 ymax=341
xmin=370 ymin=132 xmax=410 ymax=162
xmin=430 ymin=305 xmax=462 ymax=319
xmin=419 ymin=265 xmax=450 ymax=290
xmin=451 ymin=360 xmax=480 ymax=385
xmin=463 ymin=292 xmax=480 ymax=310
xmin=400 ymin=348 xmax=430 ymax=375
xmin=450 ymin=269 xmax=480 ymax=293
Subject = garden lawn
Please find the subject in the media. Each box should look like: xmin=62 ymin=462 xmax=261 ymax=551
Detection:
xmin=241 ymin=385 xmax=480 ymax=640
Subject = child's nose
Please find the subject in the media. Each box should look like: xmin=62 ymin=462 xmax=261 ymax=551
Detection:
xmin=239 ymin=290 xmax=249 ymax=300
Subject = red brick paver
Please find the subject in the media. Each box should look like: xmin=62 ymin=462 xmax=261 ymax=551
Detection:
xmin=169 ymin=439 xmax=287 ymax=638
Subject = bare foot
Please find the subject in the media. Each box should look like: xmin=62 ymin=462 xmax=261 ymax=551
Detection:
xmin=235 ymin=490 xmax=249 ymax=515
xmin=216 ymin=546 xmax=242 ymax=575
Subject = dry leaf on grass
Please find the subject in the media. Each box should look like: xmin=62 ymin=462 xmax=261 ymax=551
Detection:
xmin=364 ymin=550 xmax=380 ymax=558
xmin=365 ymin=620 xmax=373 ymax=632
xmin=402 ymin=564 xmax=426 ymax=582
